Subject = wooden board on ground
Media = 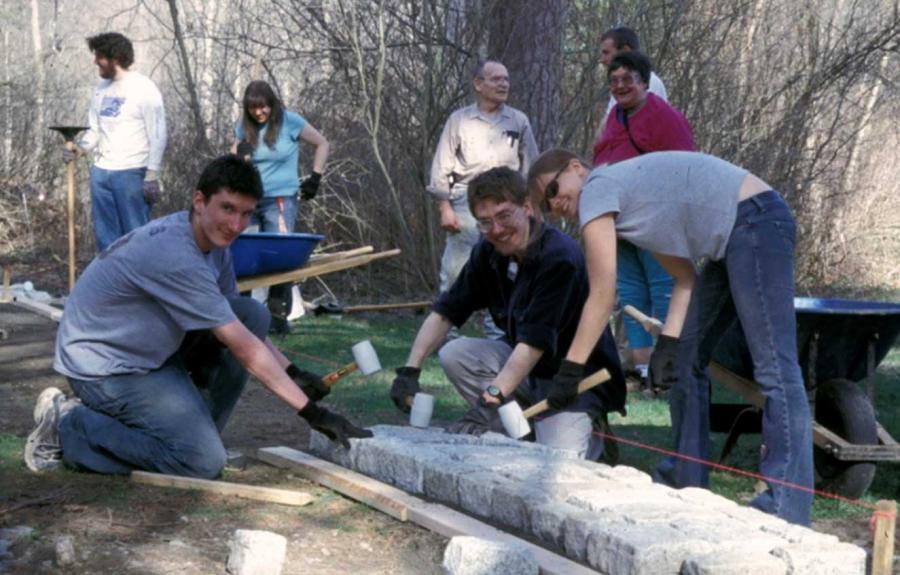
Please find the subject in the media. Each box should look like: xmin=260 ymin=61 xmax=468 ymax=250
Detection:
xmin=256 ymin=446 xmax=600 ymax=575
xmin=236 ymin=248 xmax=401 ymax=291
xmin=131 ymin=470 xmax=314 ymax=507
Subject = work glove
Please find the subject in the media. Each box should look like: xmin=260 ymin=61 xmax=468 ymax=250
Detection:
xmin=390 ymin=366 xmax=421 ymax=413
xmin=236 ymin=140 xmax=254 ymax=161
xmin=447 ymin=403 xmax=504 ymax=436
xmin=287 ymin=363 xmax=330 ymax=403
xmin=649 ymin=335 xmax=680 ymax=391
xmin=298 ymin=402 xmax=373 ymax=449
xmin=299 ymin=171 xmax=322 ymax=200
xmin=62 ymin=146 xmax=81 ymax=164
xmin=547 ymin=359 xmax=584 ymax=410
xmin=143 ymin=171 xmax=162 ymax=205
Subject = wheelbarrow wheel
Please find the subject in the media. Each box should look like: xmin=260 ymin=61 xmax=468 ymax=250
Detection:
xmin=814 ymin=379 xmax=878 ymax=499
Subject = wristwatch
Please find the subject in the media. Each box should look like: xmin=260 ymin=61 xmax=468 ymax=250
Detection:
xmin=485 ymin=385 xmax=504 ymax=402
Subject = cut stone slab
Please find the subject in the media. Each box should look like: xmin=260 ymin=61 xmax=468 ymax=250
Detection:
xmin=443 ymin=536 xmax=539 ymax=575
xmin=226 ymin=529 xmax=286 ymax=575
xmin=306 ymin=425 xmax=866 ymax=575
xmin=55 ymin=535 xmax=76 ymax=566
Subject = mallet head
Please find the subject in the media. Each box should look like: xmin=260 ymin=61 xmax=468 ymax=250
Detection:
xmin=351 ymin=339 xmax=381 ymax=375
xmin=498 ymin=402 xmax=531 ymax=439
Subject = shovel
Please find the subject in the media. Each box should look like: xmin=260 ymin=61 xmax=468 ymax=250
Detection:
xmin=49 ymin=125 xmax=89 ymax=291
xmin=498 ymin=369 xmax=611 ymax=439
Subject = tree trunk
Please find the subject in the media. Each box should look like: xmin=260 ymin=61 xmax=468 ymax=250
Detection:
xmin=30 ymin=0 xmax=46 ymax=179
xmin=166 ymin=0 xmax=211 ymax=153
xmin=488 ymin=0 xmax=568 ymax=150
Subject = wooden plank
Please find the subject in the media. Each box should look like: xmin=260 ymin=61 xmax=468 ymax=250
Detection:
xmin=256 ymin=447 xmax=412 ymax=521
xmin=308 ymin=246 xmax=374 ymax=265
xmin=872 ymin=499 xmax=897 ymax=575
xmin=11 ymin=298 xmax=63 ymax=322
xmin=1 ymin=266 xmax=10 ymax=303
xmin=131 ymin=470 xmax=314 ymax=507
xmin=257 ymin=447 xmax=600 ymax=575
xmin=237 ymin=249 xmax=401 ymax=291
xmin=708 ymin=362 xmax=765 ymax=407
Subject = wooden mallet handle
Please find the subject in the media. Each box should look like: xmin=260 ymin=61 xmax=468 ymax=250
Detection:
xmin=623 ymin=305 xmax=663 ymax=337
xmin=522 ymin=369 xmax=611 ymax=419
xmin=321 ymin=362 xmax=359 ymax=387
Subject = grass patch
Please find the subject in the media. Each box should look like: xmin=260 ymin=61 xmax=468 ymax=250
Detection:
xmin=281 ymin=313 xmax=900 ymax=522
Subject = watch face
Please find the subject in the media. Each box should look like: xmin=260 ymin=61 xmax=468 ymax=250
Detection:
xmin=486 ymin=385 xmax=502 ymax=398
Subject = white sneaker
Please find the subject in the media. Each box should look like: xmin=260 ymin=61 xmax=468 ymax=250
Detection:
xmin=24 ymin=387 xmax=65 ymax=472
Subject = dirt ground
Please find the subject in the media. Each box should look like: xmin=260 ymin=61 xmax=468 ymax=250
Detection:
xmin=0 ymin=303 xmax=446 ymax=574
xmin=0 ymin=302 xmax=895 ymax=574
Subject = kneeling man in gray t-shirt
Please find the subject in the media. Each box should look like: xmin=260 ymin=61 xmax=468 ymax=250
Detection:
xmin=25 ymin=155 xmax=371 ymax=478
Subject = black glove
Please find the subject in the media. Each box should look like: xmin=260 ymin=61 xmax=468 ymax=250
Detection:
xmin=298 ymin=402 xmax=372 ymax=449
xmin=447 ymin=404 xmax=504 ymax=436
xmin=649 ymin=335 xmax=680 ymax=391
xmin=236 ymin=140 xmax=254 ymax=161
xmin=287 ymin=363 xmax=330 ymax=403
xmin=299 ymin=171 xmax=322 ymax=200
xmin=548 ymin=359 xmax=584 ymax=410
xmin=390 ymin=366 xmax=421 ymax=413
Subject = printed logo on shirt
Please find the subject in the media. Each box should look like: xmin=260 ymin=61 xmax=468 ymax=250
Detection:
xmin=99 ymin=96 xmax=126 ymax=118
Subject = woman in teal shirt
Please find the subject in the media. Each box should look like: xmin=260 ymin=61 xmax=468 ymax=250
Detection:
xmin=232 ymin=80 xmax=330 ymax=332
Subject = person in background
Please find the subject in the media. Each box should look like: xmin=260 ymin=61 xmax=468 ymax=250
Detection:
xmin=65 ymin=32 xmax=167 ymax=252
xmin=592 ymin=51 xmax=695 ymax=392
xmin=232 ymin=80 xmax=330 ymax=333
xmin=428 ymin=60 xmax=539 ymax=339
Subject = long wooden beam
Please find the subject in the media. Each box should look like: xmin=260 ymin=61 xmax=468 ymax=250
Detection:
xmin=256 ymin=447 xmax=599 ymax=575
xmin=237 ymin=249 xmax=401 ymax=291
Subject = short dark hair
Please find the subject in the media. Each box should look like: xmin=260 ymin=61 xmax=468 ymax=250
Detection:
xmin=468 ymin=167 xmax=528 ymax=214
xmin=86 ymin=32 xmax=134 ymax=69
xmin=196 ymin=155 xmax=264 ymax=202
xmin=600 ymin=26 xmax=641 ymax=51
xmin=608 ymin=51 xmax=652 ymax=85
xmin=473 ymin=59 xmax=505 ymax=80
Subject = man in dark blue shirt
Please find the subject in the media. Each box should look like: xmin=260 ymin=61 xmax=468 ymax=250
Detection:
xmin=389 ymin=167 xmax=625 ymax=459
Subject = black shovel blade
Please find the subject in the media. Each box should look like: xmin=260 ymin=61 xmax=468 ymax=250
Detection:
xmin=49 ymin=126 xmax=90 ymax=142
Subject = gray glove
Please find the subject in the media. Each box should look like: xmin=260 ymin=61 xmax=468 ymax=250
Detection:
xmin=62 ymin=148 xmax=79 ymax=164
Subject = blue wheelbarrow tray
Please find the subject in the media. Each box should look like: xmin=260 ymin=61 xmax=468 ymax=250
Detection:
xmin=230 ymin=232 xmax=325 ymax=278
xmin=709 ymin=297 xmax=900 ymax=499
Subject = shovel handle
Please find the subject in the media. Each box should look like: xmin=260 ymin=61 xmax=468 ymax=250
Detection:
xmin=321 ymin=362 xmax=358 ymax=387
xmin=521 ymin=368 xmax=611 ymax=419
xmin=622 ymin=305 xmax=663 ymax=337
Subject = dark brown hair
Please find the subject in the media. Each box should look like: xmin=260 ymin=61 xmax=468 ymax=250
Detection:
xmin=241 ymin=81 xmax=285 ymax=150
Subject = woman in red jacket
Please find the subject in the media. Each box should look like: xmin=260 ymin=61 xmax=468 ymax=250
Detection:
xmin=592 ymin=51 xmax=694 ymax=392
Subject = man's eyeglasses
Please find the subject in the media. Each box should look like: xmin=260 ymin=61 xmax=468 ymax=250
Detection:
xmin=543 ymin=164 xmax=569 ymax=204
xmin=475 ymin=207 xmax=522 ymax=232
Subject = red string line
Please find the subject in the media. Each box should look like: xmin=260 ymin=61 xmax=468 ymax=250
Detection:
xmin=592 ymin=430 xmax=881 ymax=511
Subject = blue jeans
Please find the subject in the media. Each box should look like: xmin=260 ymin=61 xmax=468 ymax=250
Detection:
xmin=90 ymin=166 xmax=150 ymax=252
xmin=617 ymin=240 xmax=673 ymax=348
xmin=439 ymin=189 xmax=503 ymax=339
xmin=250 ymin=196 xmax=298 ymax=314
xmin=654 ymin=191 xmax=813 ymax=526
xmin=58 ymin=297 xmax=270 ymax=478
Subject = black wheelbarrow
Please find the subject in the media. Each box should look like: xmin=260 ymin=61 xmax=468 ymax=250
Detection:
xmin=709 ymin=297 xmax=900 ymax=498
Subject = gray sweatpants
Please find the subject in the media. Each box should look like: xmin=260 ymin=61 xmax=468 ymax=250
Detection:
xmin=439 ymin=337 xmax=603 ymax=460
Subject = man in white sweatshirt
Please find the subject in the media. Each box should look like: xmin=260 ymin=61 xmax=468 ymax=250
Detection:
xmin=67 ymin=32 xmax=167 ymax=251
